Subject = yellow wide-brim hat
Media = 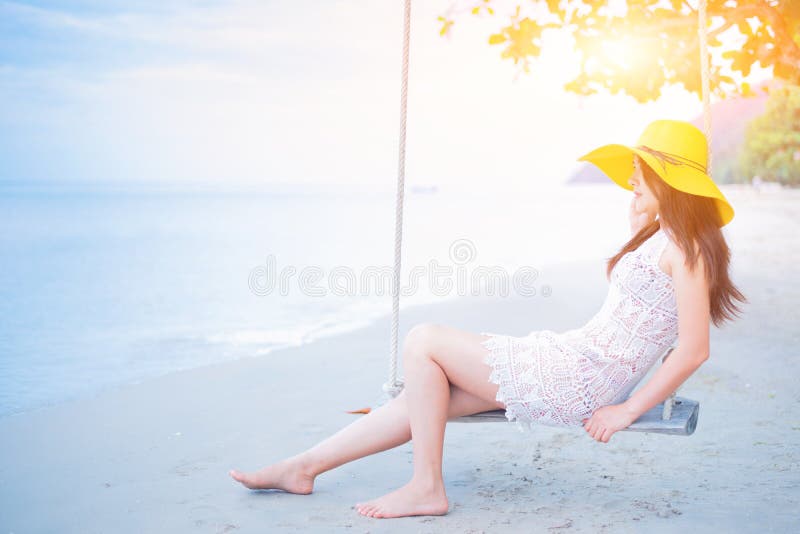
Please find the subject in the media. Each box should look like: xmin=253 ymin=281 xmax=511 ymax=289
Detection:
xmin=577 ymin=119 xmax=734 ymax=226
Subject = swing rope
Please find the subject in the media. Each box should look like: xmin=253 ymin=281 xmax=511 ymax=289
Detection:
xmin=383 ymin=0 xmax=412 ymax=400
xmin=699 ymin=0 xmax=713 ymax=176
xmin=381 ymin=1 xmax=714 ymax=419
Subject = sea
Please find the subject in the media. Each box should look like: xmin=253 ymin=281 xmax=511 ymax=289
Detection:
xmin=0 ymin=181 xmax=630 ymax=418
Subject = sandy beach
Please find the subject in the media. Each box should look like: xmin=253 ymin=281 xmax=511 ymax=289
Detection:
xmin=1 ymin=185 xmax=798 ymax=533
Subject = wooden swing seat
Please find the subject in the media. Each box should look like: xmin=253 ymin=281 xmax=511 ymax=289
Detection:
xmin=449 ymin=347 xmax=700 ymax=436
xmin=450 ymin=396 xmax=699 ymax=435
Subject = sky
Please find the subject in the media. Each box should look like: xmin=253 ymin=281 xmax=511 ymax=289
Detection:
xmin=0 ymin=0 xmax=771 ymax=192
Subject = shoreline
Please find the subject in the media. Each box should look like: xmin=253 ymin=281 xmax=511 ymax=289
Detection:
xmin=0 ymin=249 xmax=602 ymax=422
xmin=0 ymin=255 xmax=599 ymax=422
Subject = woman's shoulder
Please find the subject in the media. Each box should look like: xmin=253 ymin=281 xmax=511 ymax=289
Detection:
xmin=662 ymin=230 xmax=705 ymax=279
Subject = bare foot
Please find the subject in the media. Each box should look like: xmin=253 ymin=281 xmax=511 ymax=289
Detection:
xmin=354 ymin=479 xmax=449 ymax=518
xmin=228 ymin=456 xmax=315 ymax=494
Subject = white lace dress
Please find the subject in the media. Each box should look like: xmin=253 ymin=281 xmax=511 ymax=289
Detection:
xmin=480 ymin=227 xmax=679 ymax=431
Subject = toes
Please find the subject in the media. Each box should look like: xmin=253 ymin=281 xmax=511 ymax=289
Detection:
xmin=355 ymin=500 xmax=392 ymax=519
xmin=361 ymin=504 xmax=377 ymax=517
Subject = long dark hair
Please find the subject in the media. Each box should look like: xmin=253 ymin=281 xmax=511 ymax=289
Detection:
xmin=605 ymin=157 xmax=747 ymax=327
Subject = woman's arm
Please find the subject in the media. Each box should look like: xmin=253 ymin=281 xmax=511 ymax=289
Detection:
xmin=621 ymin=345 xmax=706 ymax=421
xmin=623 ymin=240 xmax=711 ymax=419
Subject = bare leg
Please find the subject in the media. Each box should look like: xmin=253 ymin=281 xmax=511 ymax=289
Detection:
xmin=352 ymin=326 xmax=452 ymax=517
xmin=229 ymin=325 xmax=503 ymax=502
xmin=228 ymin=384 xmax=499 ymax=493
xmin=352 ymin=323 xmax=500 ymax=518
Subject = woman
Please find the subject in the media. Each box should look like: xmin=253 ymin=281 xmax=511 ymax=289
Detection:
xmin=229 ymin=120 xmax=747 ymax=519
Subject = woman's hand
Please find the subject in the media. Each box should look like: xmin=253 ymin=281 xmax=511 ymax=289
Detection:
xmin=629 ymin=196 xmax=654 ymax=236
xmin=582 ymin=403 xmax=638 ymax=443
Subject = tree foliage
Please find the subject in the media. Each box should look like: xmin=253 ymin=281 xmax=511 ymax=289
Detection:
xmin=439 ymin=1 xmax=800 ymax=103
xmin=739 ymin=84 xmax=800 ymax=186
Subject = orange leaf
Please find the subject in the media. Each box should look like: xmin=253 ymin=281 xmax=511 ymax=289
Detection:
xmin=345 ymin=407 xmax=371 ymax=414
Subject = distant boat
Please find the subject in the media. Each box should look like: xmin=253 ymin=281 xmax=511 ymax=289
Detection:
xmin=410 ymin=184 xmax=439 ymax=194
